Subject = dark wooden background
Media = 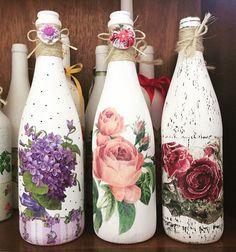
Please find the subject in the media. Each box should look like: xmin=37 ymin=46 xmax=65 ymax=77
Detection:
xmin=0 ymin=0 xmax=235 ymax=218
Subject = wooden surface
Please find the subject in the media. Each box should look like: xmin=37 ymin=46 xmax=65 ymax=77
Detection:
xmin=0 ymin=211 xmax=235 ymax=252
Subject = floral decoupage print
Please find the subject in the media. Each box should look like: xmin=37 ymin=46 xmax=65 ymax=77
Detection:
xmin=19 ymin=120 xmax=83 ymax=244
xmin=162 ymin=141 xmax=223 ymax=224
xmin=93 ymin=108 xmax=155 ymax=234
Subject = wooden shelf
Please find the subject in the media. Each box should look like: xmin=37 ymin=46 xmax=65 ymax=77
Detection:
xmin=0 ymin=211 xmax=235 ymax=251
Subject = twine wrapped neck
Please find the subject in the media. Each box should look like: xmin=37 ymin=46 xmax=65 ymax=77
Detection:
xmin=176 ymin=13 xmax=215 ymax=57
xmin=27 ymin=26 xmax=77 ymax=59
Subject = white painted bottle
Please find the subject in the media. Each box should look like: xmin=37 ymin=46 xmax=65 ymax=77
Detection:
xmin=92 ymin=11 xmax=156 ymax=244
xmin=161 ymin=16 xmax=223 ymax=244
xmin=18 ymin=10 xmax=84 ymax=245
xmin=121 ymin=0 xmax=133 ymax=21
xmin=85 ymin=45 xmax=108 ymax=143
xmin=3 ymin=44 xmax=30 ymax=209
xmin=139 ymin=45 xmax=165 ymax=132
xmin=61 ymin=34 xmax=85 ymax=133
xmin=0 ymin=88 xmax=12 ymax=221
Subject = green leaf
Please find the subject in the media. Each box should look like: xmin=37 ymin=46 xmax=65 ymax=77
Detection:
xmin=143 ymin=162 xmax=156 ymax=192
xmin=138 ymin=143 xmax=149 ymax=152
xmin=94 ymin=209 xmax=102 ymax=233
xmin=136 ymin=173 xmax=151 ymax=205
xmin=23 ymin=171 xmax=48 ymax=195
xmin=62 ymin=142 xmax=81 ymax=156
xmin=93 ymin=179 xmax=98 ymax=214
xmin=104 ymin=191 xmax=116 ymax=221
xmin=32 ymin=193 xmax=61 ymax=210
xmin=135 ymin=131 xmax=145 ymax=145
xmin=24 ymin=208 xmax=36 ymax=218
xmin=117 ymin=202 xmax=135 ymax=234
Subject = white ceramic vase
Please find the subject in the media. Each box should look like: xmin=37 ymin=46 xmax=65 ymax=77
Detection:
xmin=161 ymin=16 xmax=223 ymax=244
xmin=92 ymin=11 xmax=156 ymax=244
xmin=18 ymin=10 xmax=84 ymax=245
xmin=3 ymin=43 xmax=30 ymax=208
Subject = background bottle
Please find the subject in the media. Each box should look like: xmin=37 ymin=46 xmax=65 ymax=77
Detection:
xmin=0 ymin=88 xmax=12 ymax=221
xmin=139 ymin=45 xmax=165 ymax=132
xmin=161 ymin=16 xmax=223 ymax=244
xmin=85 ymin=45 xmax=108 ymax=143
xmin=3 ymin=44 xmax=30 ymax=208
xmin=18 ymin=10 xmax=84 ymax=245
xmin=92 ymin=11 xmax=156 ymax=244
xmin=61 ymin=34 xmax=85 ymax=133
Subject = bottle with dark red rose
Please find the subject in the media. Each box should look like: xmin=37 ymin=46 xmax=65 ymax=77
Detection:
xmin=92 ymin=11 xmax=156 ymax=244
xmin=161 ymin=16 xmax=223 ymax=243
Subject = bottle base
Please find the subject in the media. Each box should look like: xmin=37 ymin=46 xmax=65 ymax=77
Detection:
xmin=94 ymin=228 xmax=156 ymax=244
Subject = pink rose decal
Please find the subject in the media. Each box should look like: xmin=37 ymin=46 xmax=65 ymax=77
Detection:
xmin=98 ymin=108 xmax=124 ymax=136
xmin=93 ymin=137 xmax=144 ymax=203
xmin=178 ymin=158 xmax=222 ymax=201
xmin=162 ymin=142 xmax=193 ymax=177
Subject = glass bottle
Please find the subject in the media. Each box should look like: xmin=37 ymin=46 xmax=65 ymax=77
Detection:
xmin=18 ymin=10 xmax=84 ymax=245
xmin=161 ymin=16 xmax=223 ymax=244
xmin=0 ymin=88 xmax=12 ymax=221
xmin=3 ymin=44 xmax=30 ymax=208
xmin=85 ymin=45 xmax=108 ymax=144
xmin=61 ymin=34 xmax=85 ymax=132
xmin=92 ymin=11 xmax=156 ymax=244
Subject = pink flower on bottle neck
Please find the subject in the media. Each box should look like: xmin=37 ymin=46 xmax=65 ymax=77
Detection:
xmin=38 ymin=25 xmax=60 ymax=44
xmin=142 ymin=135 xmax=150 ymax=145
xmin=134 ymin=120 xmax=145 ymax=135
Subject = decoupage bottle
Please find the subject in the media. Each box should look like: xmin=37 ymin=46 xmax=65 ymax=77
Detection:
xmin=3 ymin=44 xmax=30 ymax=208
xmin=18 ymin=10 xmax=84 ymax=245
xmin=85 ymin=45 xmax=108 ymax=144
xmin=92 ymin=11 xmax=156 ymax=244
xmin=0 ymin=87 xmax=13 ymax=221
xmin=121 ymin=0 xmax=133 ymax=21
xmin=161 ymin=16 xmax=223 ymax=243
xmin=61 ymin=34 xmax=85 ymax=133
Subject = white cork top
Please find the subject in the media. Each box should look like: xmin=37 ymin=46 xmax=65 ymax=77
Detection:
xmin=180 ymin=16 xmax=200 ymax=29
xmin=11 ymin=43 xmax=28 ymax=53
xmin=108 ymin=11 xmax=133 ymax=27
xmin=35 ymin=10 xmax=62 ymax=28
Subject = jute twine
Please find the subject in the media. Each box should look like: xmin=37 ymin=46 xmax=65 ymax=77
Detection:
xmin=35 ymin=40 xmax=63 ymax=58
xmin=27 ymin=26 xmax=77 ymax=59
xmin=176 ymin=13 xmax=215 ymax=57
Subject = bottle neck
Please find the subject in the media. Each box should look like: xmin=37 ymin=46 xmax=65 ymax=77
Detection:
xmin=11 ymin=52 xmax=29 ymax=82
xmin=139 ymin=62 xmax=154 ymax=79
xmin=177 ymin=27 xmax=204 ymax=57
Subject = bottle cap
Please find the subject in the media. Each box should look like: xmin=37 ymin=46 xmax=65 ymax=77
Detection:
xmin=179 ymin=16 xmax=200 ymax=29
xmin=108 ymin=11 xmax=133 ymax=27
xmin=11 ymin=43 xmax=28 ymax=53
xmin=95 ymin=45 xmax=108 ymax=54
xmin=35 ymin=10 xmax=62 ymax=28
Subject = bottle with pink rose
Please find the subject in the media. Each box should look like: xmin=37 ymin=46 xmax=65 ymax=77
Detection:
xmin=161 ymin=15 xmax=223 ymax=243
xmin=92 ymin=11 xmax=156 ymax=244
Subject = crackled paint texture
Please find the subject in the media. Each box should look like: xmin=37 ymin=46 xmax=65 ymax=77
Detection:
xmin=161 ymin=51 xmax=223 ymax=244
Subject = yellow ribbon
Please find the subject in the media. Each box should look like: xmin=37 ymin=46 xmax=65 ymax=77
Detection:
xmin=65 ymin=63 xmax=84 ymax=117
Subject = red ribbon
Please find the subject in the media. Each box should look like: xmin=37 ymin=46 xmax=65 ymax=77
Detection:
xmin=138 ymin=74 xmax=170 ymax=104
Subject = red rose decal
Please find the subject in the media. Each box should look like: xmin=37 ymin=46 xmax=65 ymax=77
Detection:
xmin=93 ymin=137 xmax=143 ymax=203
xmin=178 ymin=158 xmax=223 ymax=201
xmin=97 ymin=108 xmax=124 ymax=136
xmin=162 ymin=142 xmax=193 ymax=177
